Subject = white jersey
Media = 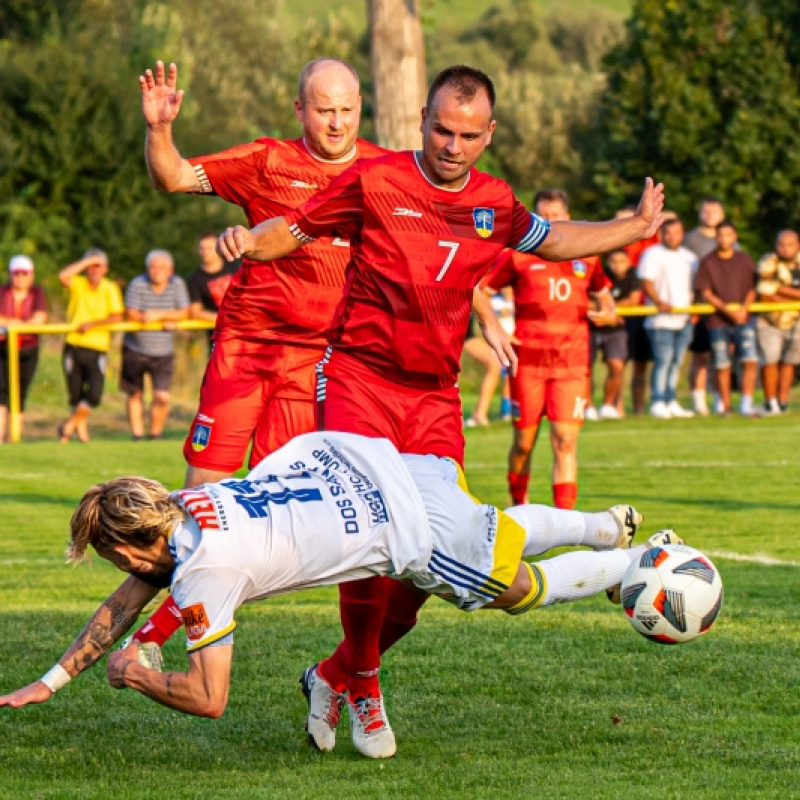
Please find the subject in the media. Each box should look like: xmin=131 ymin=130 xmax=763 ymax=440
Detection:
xmin=168 ymin=432 xmax=526 ymax=651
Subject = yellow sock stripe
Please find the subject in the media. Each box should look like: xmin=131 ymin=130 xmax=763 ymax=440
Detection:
xmin=504 ymin=562 xmax=547 ymax=615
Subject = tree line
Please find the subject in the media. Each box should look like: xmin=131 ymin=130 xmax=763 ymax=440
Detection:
xmin=2 ymin=0 xmax=799 ymax=289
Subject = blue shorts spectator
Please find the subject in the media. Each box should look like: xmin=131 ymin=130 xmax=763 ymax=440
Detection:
xmin=708 ymin=322 xmax=757 ymax=370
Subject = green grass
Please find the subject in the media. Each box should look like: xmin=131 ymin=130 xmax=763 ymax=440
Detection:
xmin=2 ymin=407 xmax=800 ymax=798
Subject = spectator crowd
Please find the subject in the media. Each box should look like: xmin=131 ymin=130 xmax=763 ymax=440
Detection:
xmin=3 ymin=202 xmax=800 ymax=443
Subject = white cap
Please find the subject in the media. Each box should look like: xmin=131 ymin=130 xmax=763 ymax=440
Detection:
xmin=9 ymin=255 xmax=34 ymax=274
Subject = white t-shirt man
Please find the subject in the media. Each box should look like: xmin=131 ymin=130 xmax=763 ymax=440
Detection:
xmin=638 ymin=244 xmax=698 ymax=330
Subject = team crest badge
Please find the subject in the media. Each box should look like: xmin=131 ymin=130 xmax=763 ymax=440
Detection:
xmin=472 ymin=207 xmax=495 ymax=239
xmin=572 ymin=259 xmax=588 ymax=278
xmin=191 ymin=422 xmax=212 ymax=452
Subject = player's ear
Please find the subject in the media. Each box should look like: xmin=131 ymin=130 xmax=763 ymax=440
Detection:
xmin=419 ymin=106 xmax=428 ymax=134
xmin=486 ymin=119 xmax=497 ymax=144
xmin=293 ymin=98 xmax=304 ymax=124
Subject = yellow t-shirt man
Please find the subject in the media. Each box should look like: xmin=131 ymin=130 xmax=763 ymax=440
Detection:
xmin=65 ymin=275 xmax=124 ymax=352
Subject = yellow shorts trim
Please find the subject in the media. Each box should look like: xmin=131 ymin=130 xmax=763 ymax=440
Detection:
xmin=186 ymin=621 xmax=237 ymax=652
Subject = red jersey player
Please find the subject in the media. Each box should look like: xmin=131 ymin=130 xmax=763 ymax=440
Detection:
xmin=128 ymin=58 xmax=385 ymax=682
xmin=482 ymin=189 xmax=616 ymax=511
xmin=218 ymin=66 xmax=665 ymax=759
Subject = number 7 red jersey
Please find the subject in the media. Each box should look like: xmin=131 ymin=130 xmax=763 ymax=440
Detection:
xmin=285 ymin=151 xmax=550 ymax=389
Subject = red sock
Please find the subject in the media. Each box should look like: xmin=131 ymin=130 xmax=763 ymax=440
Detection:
xmin=379 ymin=582 xmax=429 ymax=655
xmin=553 ymin=482 xmax=578 ymax=510
xmin=318 ymin=642 xmax=350 ymax=695
xmin=132 ymin=595 xmax=183 ymax=646
xmin=508 ymin=472 xmax=530 ymax=506
xmin=337 ymin=576 xmax=390 ymax=698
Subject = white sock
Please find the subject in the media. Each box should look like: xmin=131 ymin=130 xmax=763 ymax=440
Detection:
xmin=505 ymin=506 xmax=624 ymax=556
xmin=537 ymin=548 xmax=638 ymax=605
xmin=740 ymin=395 xmax=753 ymax=414
xmin=691 ymin=389 xmax=708 ymax=411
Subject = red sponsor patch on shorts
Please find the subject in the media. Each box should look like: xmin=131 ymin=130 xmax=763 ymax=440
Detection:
xmin=181 ymin=603 xmax=211 ymax=642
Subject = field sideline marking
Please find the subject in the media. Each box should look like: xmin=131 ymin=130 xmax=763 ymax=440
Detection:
xmin=705 ymin=550 xmax=800 ymax=567
xmin=468 ymin=460 xmax=800 ymax=469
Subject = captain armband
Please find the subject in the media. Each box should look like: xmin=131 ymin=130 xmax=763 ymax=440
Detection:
xmin=504 ymin=562 xmax=547 ymax=616
xmin=513 ymin=213 xmax=551 ymax=254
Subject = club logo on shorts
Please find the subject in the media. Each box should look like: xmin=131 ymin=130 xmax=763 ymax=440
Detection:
xmin=511 ymin=399 xmax=521 ymax=421
xmin=572 ymin=259 xmax=588 ymax=278
xmin=191 ymin=422 xmax=212 ymax=452
xmin=181 ymin=603 xmax=211 ymax=642
xmin=473 ymin=207 xmax=495 ymax=239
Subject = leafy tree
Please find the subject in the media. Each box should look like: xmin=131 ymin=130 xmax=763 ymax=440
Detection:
xmin=592 ymin=0 xmax=800 ymax=250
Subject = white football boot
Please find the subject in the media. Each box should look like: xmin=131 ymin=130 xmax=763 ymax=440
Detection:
xmin=606 ymin=504 xmax=644 ymax=549
xmin=606 ymin=528 xmax=686 ymax=604
xmin=348 ymin=693 xmax=397 ymax=759
xmin=300 ymin=664 xmax=345 ymax=752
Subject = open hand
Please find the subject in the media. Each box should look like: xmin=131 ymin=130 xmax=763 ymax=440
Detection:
xmin=140 ymin=61 xmax=184 ymax=126
xmin=635 ymin=177 xmax=666 ymax=240
xmin=0 ymin=681 xmax=53 ymax=709
xmin=480 ymin=319 xmax=520 ymax=376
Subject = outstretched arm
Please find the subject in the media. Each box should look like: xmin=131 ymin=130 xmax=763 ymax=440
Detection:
xmin=535 ymin=178 xmax=665 ymax=261
xmin=140 ymin=61 xmax=203 ymax=193
xmin=216 ymin=220 xmax=302 ymax=263
xmin=107 ymin=641 xmax=232 ymax=718
xmin=0 ymin=576 xmax=158 ymax=709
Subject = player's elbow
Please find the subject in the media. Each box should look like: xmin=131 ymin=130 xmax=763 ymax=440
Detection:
xmin=194 ymin=696 xmax=227 ymax=719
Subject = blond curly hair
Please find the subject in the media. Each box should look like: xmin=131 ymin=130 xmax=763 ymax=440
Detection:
xmin=67 ymin=476 xmax=185 ymax=563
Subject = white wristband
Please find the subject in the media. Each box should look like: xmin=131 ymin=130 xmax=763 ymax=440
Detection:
xmin=40 ymin=664 xmax=71 ymax=693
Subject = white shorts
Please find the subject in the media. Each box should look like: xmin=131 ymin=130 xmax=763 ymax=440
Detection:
xmin=402 ymin=454 xmax=524 ymax=611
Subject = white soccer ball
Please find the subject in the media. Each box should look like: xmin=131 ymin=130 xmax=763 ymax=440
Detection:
xmin=620 ymin=542 xmax=723 ymax=644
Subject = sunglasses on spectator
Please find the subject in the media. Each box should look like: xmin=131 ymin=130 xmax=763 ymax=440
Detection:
xmin=10 ymin=270 xmax=32 ymax=276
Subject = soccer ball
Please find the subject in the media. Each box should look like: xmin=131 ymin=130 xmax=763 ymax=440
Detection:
xmin=620 ymin=542 xmax=723 ymax=644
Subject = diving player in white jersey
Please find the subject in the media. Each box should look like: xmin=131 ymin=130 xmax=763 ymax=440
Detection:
xmin=0 ymin=432 xmax=672 ymax=757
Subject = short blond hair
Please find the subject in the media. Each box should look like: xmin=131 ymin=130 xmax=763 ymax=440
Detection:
xmin=67 ymin=477 xmax=184 ymax=564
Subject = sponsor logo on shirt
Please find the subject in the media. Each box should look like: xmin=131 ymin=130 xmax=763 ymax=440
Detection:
xmin=527 ymin=263 xmax=546 ymax=271
xmin=291 ymin=180 xmax=318 ymax=189
xmin=332 ymin=237 xmax=350 ymax=247
xmin=363 ymin=489 xmax=389 ymax=525
xmin=572 ymin=260 xmax=588 ymax=278
xmin=191 ymin=421 xmax=212 ymax=452
xmin=473 ymin=207 xmax=495 ymax=239
xmin=181 ymin=603 xmax=211 ymax=642
xmin=197 ymin=413 xmax=214 ymax=424
xmin=178 ymin=489 xmax=221 ymax=531
xmin=393 ymin=207 xmax=423 ymax=218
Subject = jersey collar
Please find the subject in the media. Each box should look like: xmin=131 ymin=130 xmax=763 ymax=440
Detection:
xmin=412 ymin=151 xmax=472 ymax=193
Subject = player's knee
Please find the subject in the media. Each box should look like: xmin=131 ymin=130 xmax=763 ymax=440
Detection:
xmin=153 ymin=392 xmax=170 ymax=407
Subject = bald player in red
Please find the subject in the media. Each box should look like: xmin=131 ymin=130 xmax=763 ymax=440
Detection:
xmin=482 ymin=189 xmax=616 ymax=511
xmin=218 ymin=65 xmax=666 ymax=758
xmin=128 ymin=58 xmax=385 ymax=662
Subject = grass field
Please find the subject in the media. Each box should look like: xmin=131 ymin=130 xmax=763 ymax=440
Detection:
xmin=2 ymin=405 xmax=799 ymax=799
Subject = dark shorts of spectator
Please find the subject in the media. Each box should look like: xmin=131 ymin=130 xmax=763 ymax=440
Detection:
xmin=63 ymin=344 xmax=107 ymax=408
xmin=120 ymin=346 xmax=175 ymax=394
xmin=591 ymin=326 xmax=628 ymax=364
xmin=0 ymin=347 xmax=39 ymax=409
xmin=625 ymin=317 xmax=652 ymax=362
xmin=689 ymin=317 xmax=711 ymax=354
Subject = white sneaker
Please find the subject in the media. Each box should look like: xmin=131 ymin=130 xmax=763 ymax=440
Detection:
xmin=714 ymin=395 xmax=726 ymax=415
xmin=607 ymin=505 xmax=644 ymax=549
xmin=348 ymin=693 xmax=397 ymax=759
xmin=584 ymin=406 xmax=599 ymax=421
xmin=598 ymin=404 xmax=622 ymax=420
xmin=119 ymin=637 xmax=163 ymax=672
xmin=763 ymin=399 xmax=783 ymax=416
xmin=667 ymin=401 xmax=694 ymax=418
xmin=300 ymin=664 xmax=345 ymax=752
xmin=650 ymin=401 xmax=672 ymax=419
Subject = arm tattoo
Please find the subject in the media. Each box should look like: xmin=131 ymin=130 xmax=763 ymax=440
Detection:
xmin=66 ymin=600 xmax=136 ymax=676
xmin=166 ymin=674 xmax=174 ymax=699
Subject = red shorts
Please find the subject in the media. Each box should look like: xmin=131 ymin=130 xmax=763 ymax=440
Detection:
xmin=183 ymin=338 xmax=323 ymax=472
xmin=316 ymin=349 xmax=465 ymax=466
xmin=510 ymin=369 xmax=588 ymax=429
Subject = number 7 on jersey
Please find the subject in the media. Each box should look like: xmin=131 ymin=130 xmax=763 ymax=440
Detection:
xmin=436 ymin=240 xmax=460 ymax=281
